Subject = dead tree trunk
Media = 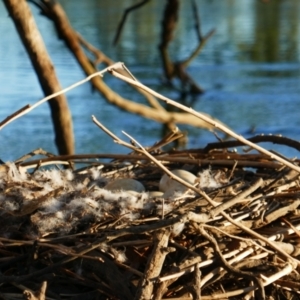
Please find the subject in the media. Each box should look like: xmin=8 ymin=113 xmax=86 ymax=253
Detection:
xmin=3 ymin=0 xmax=74 ymax=155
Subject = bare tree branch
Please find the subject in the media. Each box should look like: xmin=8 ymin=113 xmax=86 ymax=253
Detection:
xmin=191 ymin=0 xmax=203 ymax=41
xmin=158 ymin=0 xmax=215 ymax=94
xmin=30 ymin=0 xmax=221 ymax=131
xmin=113 ymin=0 xmax=151 ymax=46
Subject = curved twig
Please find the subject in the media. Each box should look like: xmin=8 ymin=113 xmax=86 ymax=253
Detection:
xmin=204 ymin=134 xmax=300 ymax=154
xmin=198 ymin=225 xmax=265 ymax=300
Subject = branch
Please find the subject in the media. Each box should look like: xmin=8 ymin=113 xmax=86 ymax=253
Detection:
xmin=113 ymin=0 xmax=151 ymax=46
xmin=158 ymin=0 xmax=179 ymax=79
xmin=191 ymin=0 xmax=202 ymax=41
xmin=181 ymin=28 xmax=215 ymax=69
xmin=108 ymin=63 xmax=300 ymax=174
xmin=31 ymin=1 xmax=217 ymax=129
xmin=158 ymin=0 xmax=214 ymax=93
xmin=134 ymin=229 xmax=171 ymax=300
xmin=198 ymin=226 xmax=265 ymax=300
xmin=204 ymin=134 xmax=300 ymax=153
xmin=4 ymin=0 xmax=74 ymax=155
xmin=0 ymin=69 xmax=107 ymax=130
xmin=180 ymin=0 xmax=216 ymax=69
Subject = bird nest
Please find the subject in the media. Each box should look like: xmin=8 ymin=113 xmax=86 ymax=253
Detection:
xmin=2 ymin=132 xmax=300 ymax=300
xmin=2 ymin=63 xmax=300 ymax=300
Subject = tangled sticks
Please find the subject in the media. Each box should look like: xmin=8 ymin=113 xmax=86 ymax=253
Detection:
xmin=1 ymin=135 xmax=300 ymax=299
xmin=1 ymin=64 xmax=300 ymax=299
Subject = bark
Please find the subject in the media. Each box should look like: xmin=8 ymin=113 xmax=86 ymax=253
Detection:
xmin=3 ymin=0 xmax=74 ymax=155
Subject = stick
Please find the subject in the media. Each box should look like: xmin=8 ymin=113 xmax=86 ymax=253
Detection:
xmin=0 ymin=69 xmax=108 ymax=130
xmin=134 ymin=229 xmax=171 ymax=300
xmin=107 ymin=62 xmax=300 ymax=174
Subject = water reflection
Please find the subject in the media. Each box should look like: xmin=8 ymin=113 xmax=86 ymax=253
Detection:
xmin=248 ymin=0 xmax=300 ymax=62
xmin=0 ymin=0 xmax=299 ymax=161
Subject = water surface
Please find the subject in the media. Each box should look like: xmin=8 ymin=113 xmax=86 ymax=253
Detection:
xmin=0 ymin=0 xmax=300 ymax=161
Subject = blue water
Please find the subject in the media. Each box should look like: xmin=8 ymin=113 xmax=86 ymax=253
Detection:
xmin=0 ymin=0 xmax=300 ymax=161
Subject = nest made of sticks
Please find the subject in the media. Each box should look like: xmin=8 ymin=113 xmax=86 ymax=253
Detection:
xmin=1 ymin=131 xmax=300 ymax=300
